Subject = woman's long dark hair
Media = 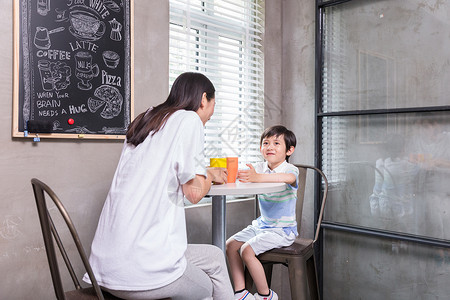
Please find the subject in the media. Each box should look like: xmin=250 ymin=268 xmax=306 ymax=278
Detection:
xmin=126 ymin=72 xmax=215 ymax=146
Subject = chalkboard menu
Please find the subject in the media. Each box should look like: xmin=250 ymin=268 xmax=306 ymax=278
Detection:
xmin=13 ymin=0 xmax=133 ymax=139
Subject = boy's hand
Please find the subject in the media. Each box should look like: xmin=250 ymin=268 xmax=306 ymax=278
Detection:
xmin=207 ymin=167 xmax=228 ymax=184
xmin=237 ymin=164 xmax=296 ymax=185
xmin=237 ymin=164 xmax=260 ymax=182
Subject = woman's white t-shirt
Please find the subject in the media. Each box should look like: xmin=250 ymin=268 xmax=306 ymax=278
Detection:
xmin=84 ymin=110 xmax=207 ymax=290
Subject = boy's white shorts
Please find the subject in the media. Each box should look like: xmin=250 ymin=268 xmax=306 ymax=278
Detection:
xmin=230 ymin=220 xmax=296 ymax=255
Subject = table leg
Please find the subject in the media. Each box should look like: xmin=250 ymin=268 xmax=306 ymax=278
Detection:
xmin=212 ymin=195 xmax=226 ymax=252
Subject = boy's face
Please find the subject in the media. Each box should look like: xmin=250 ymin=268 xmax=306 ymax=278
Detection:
xmin=260 ymin=134 xmax=294 ymax=168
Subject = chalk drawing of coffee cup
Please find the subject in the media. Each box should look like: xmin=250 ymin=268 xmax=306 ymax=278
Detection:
xmin=55 ymin=8 xmax=68 ymax=22
xmin=37 ymin=0 xmax=50 ymax=16
xmin=75 ymin=51 xmax=99 ymax=90
xmin=38 ymin=60 xmax=55 ymax=91
xmin=102 ymin=51 xmax=120 ymax=69
xmin=69 ymin=10 xmax=105 ymax=41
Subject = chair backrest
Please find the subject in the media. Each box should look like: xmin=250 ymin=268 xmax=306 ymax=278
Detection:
xmin=294 ymin=164 xmax=329 ymax=242
xmin=31 ymin=178 xmax=105 ymax=300
xmin=295 ymin=166 xmax=308 ymax=235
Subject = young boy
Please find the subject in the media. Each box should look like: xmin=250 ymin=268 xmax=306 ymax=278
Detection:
xmin=226 ymin=125 xmax=299 ymax=300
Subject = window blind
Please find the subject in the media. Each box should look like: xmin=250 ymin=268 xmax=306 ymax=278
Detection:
xmin=322 ymin=6 xmax=347 ymax=184
xmin=169 ymin=0 xmax=265 ymax=166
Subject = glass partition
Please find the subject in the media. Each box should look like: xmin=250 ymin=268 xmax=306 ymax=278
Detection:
xmin=323 ymin=112 xmax=450 ymax=239
xmin=318 ymin=0 xmax=450 ymax=298
xmin=321 ymin=0 xmax=450 ymax=112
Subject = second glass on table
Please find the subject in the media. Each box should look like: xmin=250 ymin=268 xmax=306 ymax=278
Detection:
xmin=226 ymin=157 xmax=238 ymax=183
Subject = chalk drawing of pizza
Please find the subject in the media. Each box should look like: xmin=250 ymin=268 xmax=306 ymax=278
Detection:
xmin=87 ymin=85 xmax=123 ymax=119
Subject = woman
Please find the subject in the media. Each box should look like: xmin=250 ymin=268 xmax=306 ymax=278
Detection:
xmin=84 ymin=72 xmax=234 ymax=300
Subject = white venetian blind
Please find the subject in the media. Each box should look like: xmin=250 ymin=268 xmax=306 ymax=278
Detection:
xmin=169 ymin=0 xmax=265 ymax=166
xmin=321 ymin=5 xmax=347 ymax=184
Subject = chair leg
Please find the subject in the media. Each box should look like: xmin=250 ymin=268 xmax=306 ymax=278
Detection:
xmin=306 ymin=255 xmax=320 ymax=300
xmin=287 ymin=257 xmax=309 ymax=300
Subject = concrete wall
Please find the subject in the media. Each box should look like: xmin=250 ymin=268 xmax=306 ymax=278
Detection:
xmin=0 ymin=0 xmax=316 ymax=299
xmin=263 ymin=1 xmax=317 ymax=298
xmin=265 ymin=0 xmax=317 ymax=236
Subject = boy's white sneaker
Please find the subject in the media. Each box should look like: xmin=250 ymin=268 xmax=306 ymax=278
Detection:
xmin=234 ymin=289 xmax=256 ymax=300
xmin=254 ymin=289 xmax=278 ymax=300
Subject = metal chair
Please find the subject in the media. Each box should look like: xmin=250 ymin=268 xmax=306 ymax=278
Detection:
xmin=244 ymin=164 xmax=329 ymax=300
xmin=31 ymin=178 xmax=123 ymax=300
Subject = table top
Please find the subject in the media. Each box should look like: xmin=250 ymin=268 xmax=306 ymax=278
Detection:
xmin=207 ymin=181 xmax=285 ymax=196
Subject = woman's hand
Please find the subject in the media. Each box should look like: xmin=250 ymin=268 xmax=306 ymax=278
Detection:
xmin=237 ymin=164 xmax=260 ymax=182
xmin=207 ymin=167 xmax=228 ymax=184
xmin=182 ymin=168 xmax=227 ymax=204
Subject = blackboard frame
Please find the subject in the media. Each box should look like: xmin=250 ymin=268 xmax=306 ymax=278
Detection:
xmin=12 ymin=0 xmax=134 ymax=140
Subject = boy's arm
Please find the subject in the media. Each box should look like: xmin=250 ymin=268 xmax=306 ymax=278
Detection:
xmin=237 ymin=164 xmax=296 ymax=185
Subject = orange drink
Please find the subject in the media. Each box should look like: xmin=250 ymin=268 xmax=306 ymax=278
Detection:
xmin=226 ymin=157 xmax=238 ymax=183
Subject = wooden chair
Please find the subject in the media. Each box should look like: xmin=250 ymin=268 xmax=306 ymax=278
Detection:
xmin=31 ymin=178 xmax=123 ymax=300
xmin=244 ymin=164 xmax=329 ymax=300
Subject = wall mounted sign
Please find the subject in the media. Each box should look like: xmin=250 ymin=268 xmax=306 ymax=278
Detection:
xmin=13 ymin=0 xmax=133 ymax=139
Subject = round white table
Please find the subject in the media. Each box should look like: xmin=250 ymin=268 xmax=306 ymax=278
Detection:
xmin=207 ymin=182 xmax=285 ymax=252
